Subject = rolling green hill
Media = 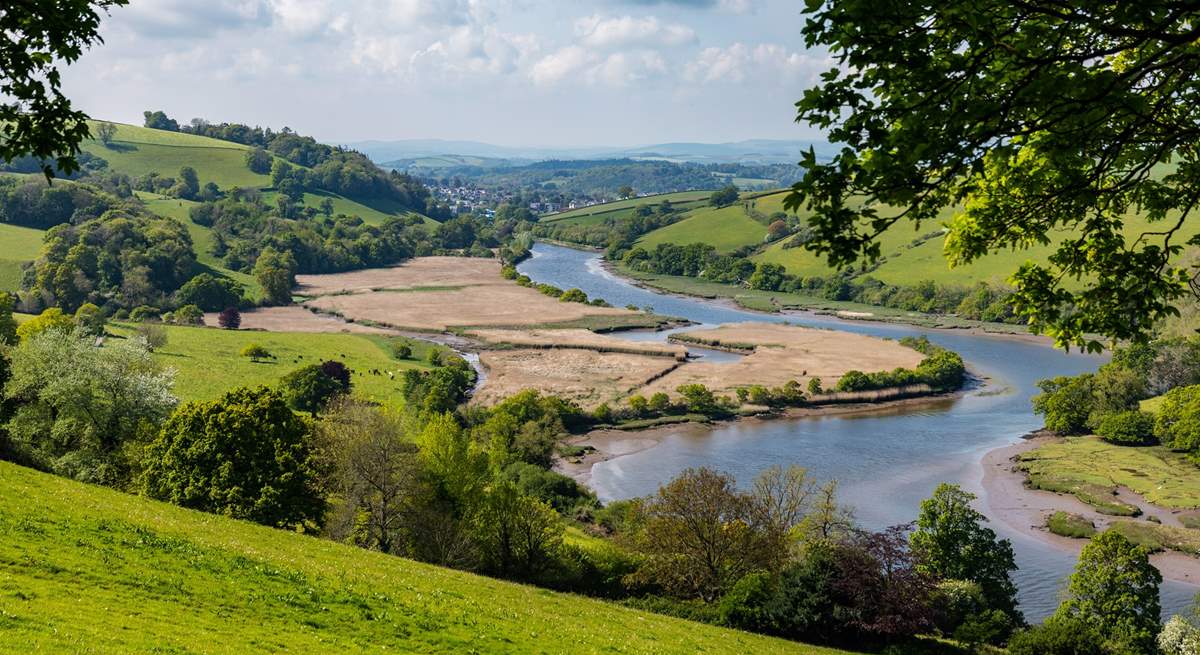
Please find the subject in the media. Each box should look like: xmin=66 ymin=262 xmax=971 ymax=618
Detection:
xmin=0 ymin=223 xmax=43 ymax=290
xmin=541 ymin=190 xmax=712 ymax=225
xmin=81 ymin=122 xmax=270 ymax=189
xmin=0 ymin=460 xmax=847 ymax=654
xmin=106 ymin=322 xmax=437 ymax=405
xmin=637 ymin=204 xmax=768 ymax=253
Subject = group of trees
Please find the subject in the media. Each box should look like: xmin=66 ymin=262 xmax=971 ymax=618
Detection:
xmin=836 ymin=338 xmax=966 ymax=394
xmin=142 ymin=111 xmax=441 ymax=216
xmin=1034 ymin=336 xmax=1200 ymax=457
xmin=620 ymin=241 xmax=1022 ymax=325
xmin=0 ymin=175 xmax=125 ymax=229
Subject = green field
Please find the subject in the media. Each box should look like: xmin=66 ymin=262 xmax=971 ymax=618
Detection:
xmin=0 ymin=223 xmax=43 ymax=290
xmin=637 ymin=204 xmax=767 ymax=253
xmin=541 ymin=190 xmax=712 ymax=224
xmin=107 ymin=322 xmax=438 ymax=405
xmin=1017 ymin=436 xmax=1200 ymax=511
xmin=0 ymin=460 xmax=844 ymax=654
xmin=81 ymin=122 xmax=270 ymax=189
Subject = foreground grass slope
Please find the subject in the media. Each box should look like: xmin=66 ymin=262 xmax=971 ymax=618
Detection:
xmin=0 ymin=461 xmax=848 ymax=654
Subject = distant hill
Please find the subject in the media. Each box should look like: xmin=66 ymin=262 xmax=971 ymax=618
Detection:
xmin=0 ymin=460 xmax=848 ymax=654
xmin=349 ymin=138 xmax=834 ymax=166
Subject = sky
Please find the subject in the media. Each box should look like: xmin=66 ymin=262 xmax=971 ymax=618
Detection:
xmin=61 ymin=0 xmax=832 ymax=147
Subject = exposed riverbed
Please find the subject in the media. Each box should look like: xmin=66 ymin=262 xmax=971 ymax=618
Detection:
xmin=519 ymin=242 xmax=1199 ymax=621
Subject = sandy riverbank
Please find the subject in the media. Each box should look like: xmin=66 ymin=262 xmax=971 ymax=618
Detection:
xmin=982 ymin=436 xmax=1200 ymax=586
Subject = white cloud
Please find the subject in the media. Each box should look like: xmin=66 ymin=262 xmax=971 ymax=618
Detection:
xmin=685 ymin=42 xmax=829 ymax=84
xmin=530 ymin=46 xmax=594 ymax=85
xmin=574 ymin=15 xmax=695 ymax=48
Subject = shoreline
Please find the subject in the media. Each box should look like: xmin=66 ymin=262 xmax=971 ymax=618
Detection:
xmin=589 ymin=254 xmax=1065 ymax=349
xmin=981 ymin=436 xmax=1200 ymax=587
xmin=554 ymin=390 xmax=969 ymax=490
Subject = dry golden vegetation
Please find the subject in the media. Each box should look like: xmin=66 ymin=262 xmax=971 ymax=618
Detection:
xmin=467 ymin=328 xmax=686 ymax=359
xmin=645 ymin=322 xmax=924 ymax=399
xmin=472 ymin=349 xmax=682 ymax=409
xmin=296 ymin=257 xmax=635 ymax=331
xmin=203 ymin=306 xmax=399 ymax=334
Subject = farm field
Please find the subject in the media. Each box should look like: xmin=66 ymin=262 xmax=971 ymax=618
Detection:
xmin=296 ymin=257 xmax=645 ymax=331
xmin=541 ymin=190 xmax=712 ymax=223
xmin=636 ymin=203 xmax=767 ymax=253
xmin=80 ymin=122 xmax=270 ymax=189
xmin=0 ymin=460 xmax=842 ymax=655
xmin=467 ymin=327 xmax=686 ymax=358
xmin=0 ymin=223 xmax=43 ymax=290
xmin=106 ymin=322 xmax=436 ymax=405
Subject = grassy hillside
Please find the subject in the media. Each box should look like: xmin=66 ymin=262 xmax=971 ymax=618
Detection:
xmin=637 ymin=204 xmax=767 ymax=253
xmin=541 ymin=190 xmax=712 ymax=225
xmin=81 ymin=122 xmax=270 ymax=189
xmin=106 ymin=322 xmax=436 ymax=405
xmin=0 ymin=460 xmax=846 ymax=654
xmin=0 ymin=223 xmax=43 ymax=291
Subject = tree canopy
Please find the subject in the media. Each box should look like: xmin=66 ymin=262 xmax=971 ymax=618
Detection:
xmin=0 ymin=1 xmax=127 ymax=179
xmin=789 ymin=1 xmax=1200 ymax=350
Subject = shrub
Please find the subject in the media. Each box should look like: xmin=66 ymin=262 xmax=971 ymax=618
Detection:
xmin=627 ymin=394 xmax=648 ymax=416
xmin=500 ymin=265 xmax=518 ymax=280
xmin=807 ymin=377 xmax=823 ymax=395
xmin=391 ymin=341 xmax=413 ymax=360
xmin=16 ymin=307 xmax=74 ymax=341
xmin=836 ymin=370 xmax=870 ymax=392
xmin=240 ymin=344 xmax=272 ymax=362
xmin=648 ymin=391 xmax=672 ymax=413
xmin=1095 ymin=410 xmax=1157 ymax=445
xmin=954 ymin=609 xmax=1015 ymax=648
xmin=559 ymin=288 xmax=588 ymax=303
xmin=1007 ymin=615 xmax=1106 ymax=655
xmin=73 ymin=303 xmax=105 ymax=336
xmin=280 ymin=364 xmax=346 ymax=416
xmin=676 ymin=383 xmax=718 ymax=415
xmin=129 ymin=305 xmax=160 ymax=323
xmin=718 ymin=571 xmax=777 ymax=633
xmin=592 ymin=403 xmax=613 ymax=423
xmin=136 ymin=323 xmax=168 ymax=352
xmin=174 ymin=304 xmax=204 ymax=325
xmin=217 ymin=306 xmax=241 ymax=329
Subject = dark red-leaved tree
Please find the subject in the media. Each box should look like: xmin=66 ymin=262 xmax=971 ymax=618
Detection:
xmin=217 ymin=306 xmax=241 ymax=330
xmin=319 ymin=360 xmax=352 ymax=392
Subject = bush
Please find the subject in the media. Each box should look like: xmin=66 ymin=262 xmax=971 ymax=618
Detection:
xmin=73 ymin=303 xmax=106 ymax=336
xmin=559 ymin=288 xmax=588 ymax=303
xmin=174 ymin=304 xmax=204 ymax=326
xmin=391 ymin=341 xmax=413 ymax=360
xmin=136 ymin=323 xmax=168 ymax=352
xmin=953 ymin=609 xmax=1015 ymax=648
xmin=718 ymin=571 xmax=776 ymax=633
xmin=1095 ymin=410 xmax=1157 ymax=445
xmin=217 ymin=307 xmax=241 ymax=329
xmin=128 ymin=306 xmax=160 ymax=323
xmin=280 ymin=364 xmax=346 ymax=416
xmin=240 ymin=344 xmax=272 ymax=362
xmin=16 ymin=307 xmax=75 ymax=341
xmin=1007 ymin=616 xmax=1107 ymax=655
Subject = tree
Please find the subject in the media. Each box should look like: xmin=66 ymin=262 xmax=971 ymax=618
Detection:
xmin=1056 ymin=531 xmax=1162 ymax=654
xmin=676 ymin=383 xmax=718 ymax=415
xmin=3 ymin=328 xmax=175 ymax=484
xmin=317 ymin=399 xmax=421 ymax=554
xmin=142 ymin=110 xmax=178 ymax=132
xmin=710 ymin=185 xmax=739 ymax=208
xmin=1 ymin=1 xmax=128 ymax=179
xmin=1155 ymin=384 xmax=1200 ymax=457
xmin=788 ymin=2 xmax=1200 ymax=350
xmin=0 ymin=292 xmax=17 ymax=344
xmin=16 ymin=307 xmax=74 ymax=341
xmin=767 ymin=220 xmax=789 ymax=241
xmin=254 ymin=246 xmax=296 ymax=306
xmin=175 ymin=166 xmax=199 ymax=200
xmin=910 ymin=484 xmax=1021 ymax=622
xmin=141 ymin=386 xmax=324 ymax=529
xmin=1033 ymin=374 xmax=1096 ymax=434
xmin=240 ymin=344 xmax=271 ymax=362
xmin=626 ymin=467 xmax=784 ymax=600
xmin=472 ymin=481 xmax=563 ymax=578
xmin=173 ymin=304 xmax=204 ymax=326
xmin=73 ymin=302 xmax=105 ymax=336
xmin=217 ymin=306 xmax=241 ymax=330
xmin=94 ymin=121 xmax=116 ymax=145
xmin=245 ymin=147 xmax=272 ymax=174
xmin=618 ymin=185 xmax=635 ymax=199
xmin=391 ymin=342 xmax=412 ymax=360
xmin=280 ymin=364 xmax=345 ymax=416
xmin=176 ymin=273 xmax=244 ymax=312
xmin=1159 ymin=613 xmax=1200 ymax=655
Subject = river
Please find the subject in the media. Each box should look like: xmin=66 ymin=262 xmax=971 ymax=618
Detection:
xmin=518 ymin=241 xmax=1199 ymax=620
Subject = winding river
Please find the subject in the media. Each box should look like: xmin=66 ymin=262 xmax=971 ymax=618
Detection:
xmin=518 ymin=241 xmax=1199 ymax=620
